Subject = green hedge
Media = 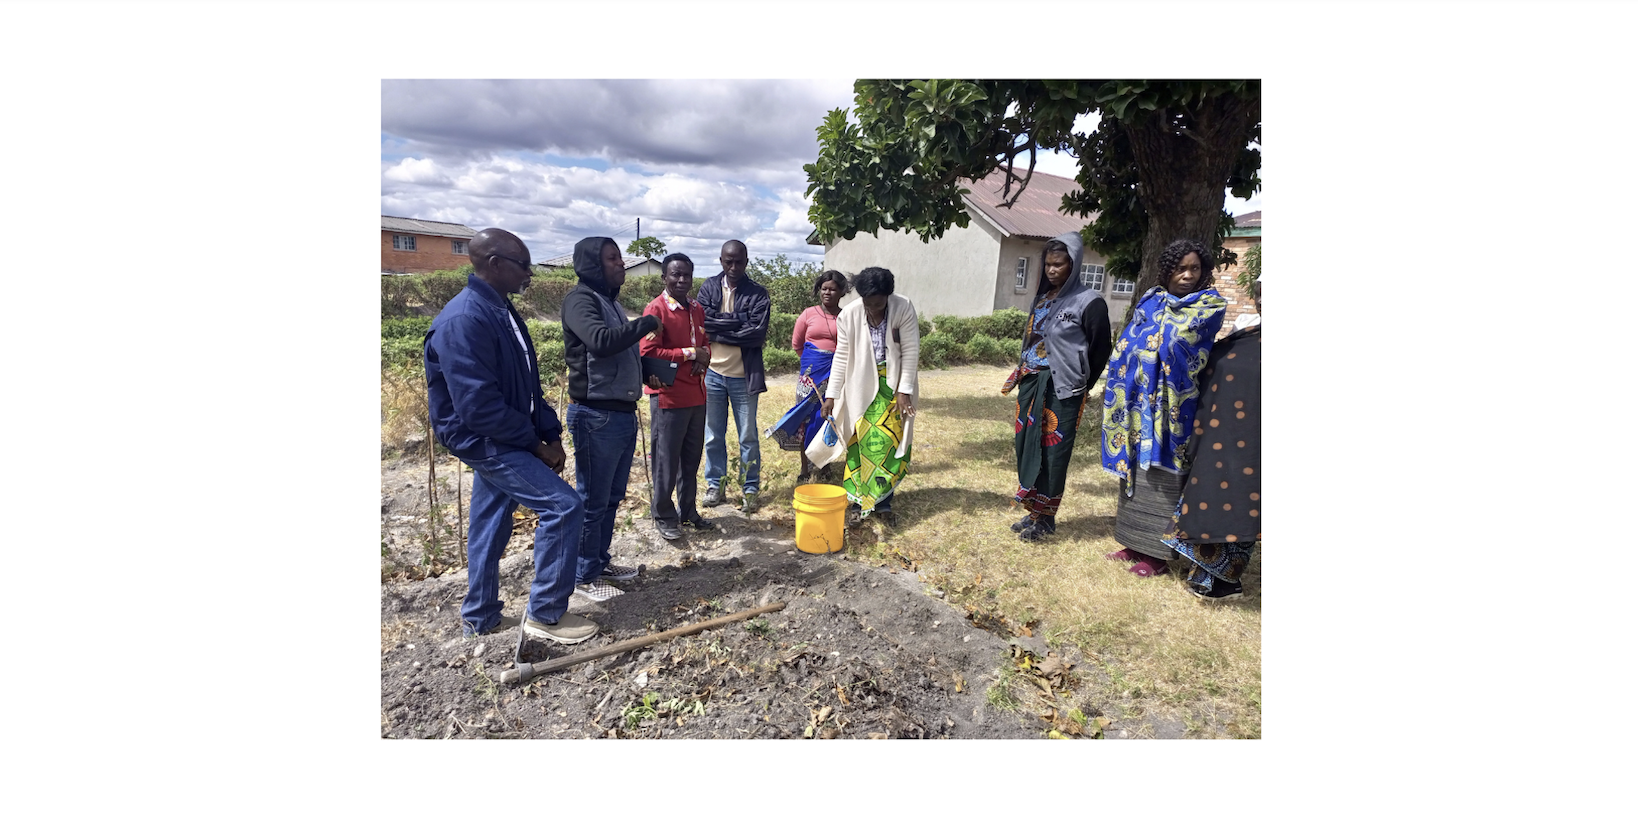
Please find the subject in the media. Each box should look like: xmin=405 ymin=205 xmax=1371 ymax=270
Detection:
xmin=382 ymin=316 xmax=432 ymax=341
xmin=928 ymin=308 xmax=1028 ymax=345
xmin=384 ymin=282 xmax=1031 ymax=379
xmin=764 ymin=346 xmax=799 ymax=376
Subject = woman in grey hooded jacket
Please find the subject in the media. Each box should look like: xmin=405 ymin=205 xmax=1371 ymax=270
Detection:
xmin=1002 ymin=232 xmax=1114 ymax=541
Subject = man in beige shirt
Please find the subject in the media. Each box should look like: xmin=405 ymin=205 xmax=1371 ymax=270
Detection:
xmin=696 ymin=240 xmax=771 ymax=513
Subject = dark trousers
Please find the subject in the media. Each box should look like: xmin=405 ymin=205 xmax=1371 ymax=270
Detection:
xmin=650 ymin=395 xmax=706 ymax=525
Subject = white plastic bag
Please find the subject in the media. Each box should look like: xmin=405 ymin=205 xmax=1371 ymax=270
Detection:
xmin=804 ymin=415 xmax=846 ymax=467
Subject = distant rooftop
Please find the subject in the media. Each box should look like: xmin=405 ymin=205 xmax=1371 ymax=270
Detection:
xmin=537 ymin=252 xmax=654 ymax=270
xmin=805 ymin=167 xmax=1096 ymax=244
xmin=961 ymin=167 xmax=1096 ymax=240
xmin=1229 ymin=210 xmax=1261 ymax=237
xmin=381 ymin=215 xmax=477 ymax=240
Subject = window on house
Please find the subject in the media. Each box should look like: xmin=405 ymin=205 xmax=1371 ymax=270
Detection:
xmin=1111 ymin=277 xmax=1135 ymax=295
xmin=393 ymin=234 xmax=417 ymax=251
xmin=1014 ymin=258 xmax=1029 ymax=291
xmin=452 ymin=240 xmax=468 ymax=255
xmin=1080 ymin=263 xmax=1105 ymax=291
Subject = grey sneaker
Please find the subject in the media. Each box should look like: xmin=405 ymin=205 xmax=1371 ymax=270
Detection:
xmin=575 ymin=581 xmax=626 ymax=603
xmin=702 ymin=486 xmax=724 ymax=507
xmin=523 ymin=612 xmax=598 ymax=644
xmin=740 ymin=490 xmax=760 ymax=514
xmin=600 ymin=563 xmax=642 ymax=583
xmin=464 ymin=613 xmax=520 ymax=639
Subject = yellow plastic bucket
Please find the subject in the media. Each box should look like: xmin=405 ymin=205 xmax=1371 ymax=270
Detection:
xmin=792 ymin=484 xmax=848 ymax=554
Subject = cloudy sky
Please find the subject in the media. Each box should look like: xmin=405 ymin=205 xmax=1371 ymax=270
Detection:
xmin=381 ymin=80 xmax=1262 ymax=276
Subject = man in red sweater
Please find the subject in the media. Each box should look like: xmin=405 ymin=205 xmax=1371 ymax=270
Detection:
xmin=640 ymin=254 xmax=719 ymax=540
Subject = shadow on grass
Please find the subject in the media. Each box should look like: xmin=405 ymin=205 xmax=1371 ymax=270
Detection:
xmin=916 ymin=393 xmax=1013 ymax=421
xmin=887 ymin=485 xmax=1022 ymax=526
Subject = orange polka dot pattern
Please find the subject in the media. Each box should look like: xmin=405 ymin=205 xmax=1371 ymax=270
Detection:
xmin=1175 ymin=327 xmax=1259 ymax=544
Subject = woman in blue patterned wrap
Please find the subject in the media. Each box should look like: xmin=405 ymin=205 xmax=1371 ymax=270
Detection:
xmin=1100 ymin=239 xmax=1227 ymax=577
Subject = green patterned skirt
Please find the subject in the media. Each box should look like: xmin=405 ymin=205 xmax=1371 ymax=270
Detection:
xmin=843 ymin=362 xmax=911 ymax=516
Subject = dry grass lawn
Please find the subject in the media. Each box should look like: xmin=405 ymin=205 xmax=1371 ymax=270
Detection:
xmin=751 ymin=365 xmax=1261 ymax=738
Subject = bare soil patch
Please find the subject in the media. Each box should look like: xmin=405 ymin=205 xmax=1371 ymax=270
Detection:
xmin=379 ymin=453 xmax=1181 ymax=739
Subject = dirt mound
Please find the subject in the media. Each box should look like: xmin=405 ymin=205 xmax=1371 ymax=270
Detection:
xmin=380 ymin=453 xmax=1173 ymax=739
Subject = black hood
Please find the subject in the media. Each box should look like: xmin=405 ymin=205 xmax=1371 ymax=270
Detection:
xmin=573 ymin=236 xmax=619 ymax=297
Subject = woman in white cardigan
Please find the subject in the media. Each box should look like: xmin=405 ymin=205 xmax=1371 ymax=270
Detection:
xmin=812 ymin=267 xmax=920 ymax=526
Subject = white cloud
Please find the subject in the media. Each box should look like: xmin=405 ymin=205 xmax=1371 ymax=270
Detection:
xmin=382 ymin=157 xmax=448 ymax=185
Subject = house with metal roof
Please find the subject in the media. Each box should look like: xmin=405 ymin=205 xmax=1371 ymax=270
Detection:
xmin=382 ymin=216 xmax=478 ymax=275
xmin=536 ymin=252 xmax=664 ymax=278
xmin=807 ymin=168 xmax=1132 ymax=319
xmin=1214 ymin=210 xmax=1262 ymax=336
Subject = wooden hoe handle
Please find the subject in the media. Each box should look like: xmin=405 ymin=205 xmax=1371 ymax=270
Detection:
xmin=499 ymin=602 xmax=787 ymax=684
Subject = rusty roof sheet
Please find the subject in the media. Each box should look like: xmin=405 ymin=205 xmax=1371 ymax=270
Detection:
xmin=536 ymin=252 xmax=652 ymax=270
xmin=960 ymin=168 xmax=1095 ymax=240
xmin=381 ymin=215 xmax=477 ymax=239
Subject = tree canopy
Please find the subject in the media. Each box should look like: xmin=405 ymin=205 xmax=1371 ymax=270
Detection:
xmin=747 ymin=253 xmax=823 ymax=314
xmin=805 ymin=80 xmax=1259 ymax=301
xmin=626 ymin=236 xmax=667 ymax=259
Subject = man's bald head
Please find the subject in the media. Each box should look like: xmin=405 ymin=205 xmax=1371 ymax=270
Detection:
xmin=470 ymin=228 xmax=533 ymax=296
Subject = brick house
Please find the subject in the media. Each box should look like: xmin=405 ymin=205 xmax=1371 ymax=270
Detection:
xmin=1213 ymin=210 xmax=1261 ymax=337
xmin=382 ymin=216 xmax=478 ymax=275
xmin=808 ymin=168 xmax=1136 ymax=322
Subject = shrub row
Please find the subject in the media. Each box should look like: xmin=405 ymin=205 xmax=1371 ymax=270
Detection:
xmin=383 ymin=297 xmax=1033 ymax=381
xmin=384 ymin=269 xmax=710 ymax=322
xmin=927 ymin=309 xmax=1028 ymax=345
xmin=919 ymin=332 xmax=1025 ymax=369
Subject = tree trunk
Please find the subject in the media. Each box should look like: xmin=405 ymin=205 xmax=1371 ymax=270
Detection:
xmin=1120 ymin=92 xmax=1260 ymax=318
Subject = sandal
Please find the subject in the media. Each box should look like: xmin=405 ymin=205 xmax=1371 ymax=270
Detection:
xmin=1127 ymin=555 xmax=1170 ymax=578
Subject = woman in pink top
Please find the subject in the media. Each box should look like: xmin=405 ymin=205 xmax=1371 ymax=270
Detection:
xmin=767 ymin=270 xmax=849 ymax=482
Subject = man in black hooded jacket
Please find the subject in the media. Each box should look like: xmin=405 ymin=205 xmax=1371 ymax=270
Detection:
xmin=561 ymin=237 xmax=661 ymax=603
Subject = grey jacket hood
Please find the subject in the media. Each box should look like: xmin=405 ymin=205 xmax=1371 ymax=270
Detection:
xmin=1027 ymin=230 xmax=1113 ymax=400
xmin=573 ymin=236 xmax=619 ymax=297
xmin=1035 ymin=231 xmax=1087 ymax=301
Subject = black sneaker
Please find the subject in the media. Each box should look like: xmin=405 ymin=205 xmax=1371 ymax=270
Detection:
xmin=1010 ymin=514 xmax=1037 ymax=533
xmin=702 ymin=486 xmax=724 ymax=507
xmin=846 ymin=505 xmax=863 ymax=528
xmin=1018 ymin=516 xmax=1057 ymax=541
xmin=1187 ymin=579 xmax=1243 ymax=601
xmin=680 ymin=514 xmax=719 ymax=533
xmin=654 ymin=521 xmax=683 ymax=541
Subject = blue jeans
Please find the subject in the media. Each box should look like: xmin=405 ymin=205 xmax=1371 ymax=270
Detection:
xmin=566 ymin=403 xmax=637 ymax=584
xmin=703 ymin=370 xmax=761 ymax=492
xmin=461 ymin=449 xmax=585 ymax=635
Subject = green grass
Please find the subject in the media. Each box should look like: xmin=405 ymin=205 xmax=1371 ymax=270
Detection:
xmin=751 ymin=364 xmax=1262 ymax=738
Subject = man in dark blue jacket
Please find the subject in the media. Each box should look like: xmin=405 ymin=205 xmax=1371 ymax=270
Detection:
xmin=425 ymin=228 xmax=598 ymax=644
xmin=561 ymin=237 xmax=662 ymax=604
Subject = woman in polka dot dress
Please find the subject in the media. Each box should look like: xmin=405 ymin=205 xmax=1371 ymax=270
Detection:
xmin=1164 ymin=274 xmax=1260 ymax=599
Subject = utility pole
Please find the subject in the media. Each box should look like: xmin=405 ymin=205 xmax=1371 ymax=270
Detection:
xmin=636 ymin=217 xmax=640 ymax=241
